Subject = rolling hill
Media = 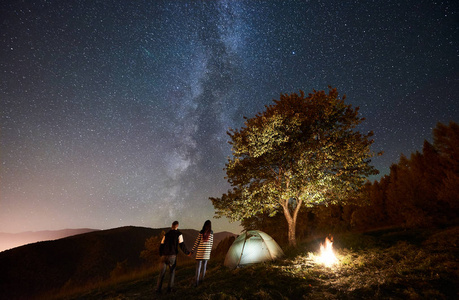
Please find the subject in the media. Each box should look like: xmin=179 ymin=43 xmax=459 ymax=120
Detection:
xmin=0 ymin=228 xmax=99 ymax=252
xmin=0 ymin=226 xmax=235 ymax=300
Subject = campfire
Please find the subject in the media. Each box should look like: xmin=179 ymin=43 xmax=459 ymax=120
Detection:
xmin=317 ymin=235 xmax=338 ymax=267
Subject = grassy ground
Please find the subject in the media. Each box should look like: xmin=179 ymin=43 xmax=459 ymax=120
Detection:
xmin=57 ymin=226 xmax=458 ymax=300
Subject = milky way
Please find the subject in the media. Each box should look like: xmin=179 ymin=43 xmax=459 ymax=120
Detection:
xmin=1 ymin=0 xmax=458 ymax=233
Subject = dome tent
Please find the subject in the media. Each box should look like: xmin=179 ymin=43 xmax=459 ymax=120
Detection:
xmin=224 ymin=230 xmax=284 ymax=269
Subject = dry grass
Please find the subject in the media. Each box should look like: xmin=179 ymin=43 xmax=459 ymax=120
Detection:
xmin=58 ymin=226 xmax=459 ymax=300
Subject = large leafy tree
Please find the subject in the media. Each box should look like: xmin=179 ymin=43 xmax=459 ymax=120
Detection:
xmin=210 ymin=88 xmax=379 ymax=246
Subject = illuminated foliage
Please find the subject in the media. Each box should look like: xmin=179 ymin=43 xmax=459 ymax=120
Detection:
xmin=211 ymin=88 xmax=379 ymax=246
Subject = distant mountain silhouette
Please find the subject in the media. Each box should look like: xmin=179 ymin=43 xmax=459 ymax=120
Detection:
xmin=0 ymin=226 xmax=235 ymax=300
xmin=0 ymin=228 xmax=99 ymax=252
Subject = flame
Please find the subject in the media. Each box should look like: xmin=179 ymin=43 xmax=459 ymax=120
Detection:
xmin=318 ymin=235 xmax=338 ymax=267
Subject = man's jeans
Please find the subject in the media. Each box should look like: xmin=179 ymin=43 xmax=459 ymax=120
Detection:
xmin=156 ymin=255 xmax=177 ymax=291
xmin=195 ymin=259 xmax=208 ymax=286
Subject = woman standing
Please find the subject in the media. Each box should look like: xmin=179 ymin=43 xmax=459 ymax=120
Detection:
xmin=192 ymin=220 xmax=213 ymax=287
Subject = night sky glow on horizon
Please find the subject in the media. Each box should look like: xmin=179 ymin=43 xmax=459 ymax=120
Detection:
xmin=1 ymin=0 xmax=458 ymax=234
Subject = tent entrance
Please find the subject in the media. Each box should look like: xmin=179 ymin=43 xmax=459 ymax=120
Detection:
xmin=224 ymin=230 xmax=284 ymax=269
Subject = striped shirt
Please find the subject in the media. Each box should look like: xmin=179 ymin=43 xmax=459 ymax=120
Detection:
xmin=192 ymin=232 xmax=213 ymax=260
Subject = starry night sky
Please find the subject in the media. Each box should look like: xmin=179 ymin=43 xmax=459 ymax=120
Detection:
xmin=1 ymin=0 xmax=458 ymax=234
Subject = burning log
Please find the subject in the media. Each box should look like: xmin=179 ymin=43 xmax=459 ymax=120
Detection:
xmin=318 ymin=234 xmax=338 ymax=267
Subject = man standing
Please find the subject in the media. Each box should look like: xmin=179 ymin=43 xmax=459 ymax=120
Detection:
xmin=156 ymin=220 xmax=192 ymax=294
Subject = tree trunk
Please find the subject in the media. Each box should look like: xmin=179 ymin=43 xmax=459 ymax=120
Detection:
xmin=282 ymin=197 xmax=302 ymax=247
xmin=287 ymin=218 xmax=297 ymax=247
